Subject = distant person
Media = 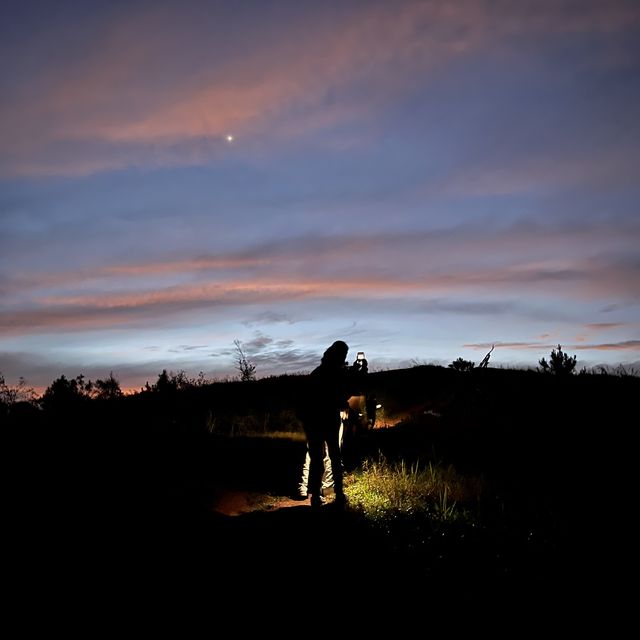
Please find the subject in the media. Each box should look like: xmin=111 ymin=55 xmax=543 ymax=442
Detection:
xmin=342 ymin=352 xmax=370 ymax=469
xmin=299 ymin=340 xmax=353 ymax=508
xmin=352 ymin=351 xmax=368 ymax=374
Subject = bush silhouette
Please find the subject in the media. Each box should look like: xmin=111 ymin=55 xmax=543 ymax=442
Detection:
xmin=448 ymin=357 xmax=475 ymax=372
xmin=538 ymin=344 xmax=577 ymax=376
xmin=234 ymin=339 xmax=257 ymax=381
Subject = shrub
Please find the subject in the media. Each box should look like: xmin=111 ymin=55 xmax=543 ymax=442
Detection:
xmin=538 ymin=344 xmax=577 ymax=376
xmin=448 ymin=357 xmax=475 ymax=372
xmin=234 ymin=340 xmax=257 ymax=382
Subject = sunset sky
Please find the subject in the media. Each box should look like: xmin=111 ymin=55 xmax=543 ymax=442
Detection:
xmin=1 ymin=0 xmax=639 ymax=390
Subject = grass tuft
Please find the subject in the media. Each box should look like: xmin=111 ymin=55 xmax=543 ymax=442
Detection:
xmin=344 ymin=454 xmax=483 ymax=525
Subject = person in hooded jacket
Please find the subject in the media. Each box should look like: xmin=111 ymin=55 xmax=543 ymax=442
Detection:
xmin=300 ymin=340 xmax=353 ymax=508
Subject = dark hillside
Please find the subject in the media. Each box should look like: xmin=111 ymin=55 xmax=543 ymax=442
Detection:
xmin=9 ymin=364 xmax=636 ymax=513
xmin=7 ymin=365 xmax=634 ymax=600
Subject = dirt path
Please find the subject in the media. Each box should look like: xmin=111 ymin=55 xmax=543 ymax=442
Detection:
xmin=209 ymin=487 xmax=309 ymax=516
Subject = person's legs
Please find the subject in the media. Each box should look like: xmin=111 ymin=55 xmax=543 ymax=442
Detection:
xmin=306 ymin=429 xmax=325 ymax=506
xmin=321 ymin=444 xmax=334 ymax=491
xmin=297 ymin=449 xmax=311 ymax=498
xmin=299 ymin=445 xmax=331 ymax=497
xmin=325 ymin=414 xmax=344 ymax=503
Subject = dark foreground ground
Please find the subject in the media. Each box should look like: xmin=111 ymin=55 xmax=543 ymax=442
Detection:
xmin=11 ymin=429 xmax=574 ymax=609
xmin=134 ymin=432 xmax=575 ymax=606
xmin=8 ymin=365 xmax=631 ymax=609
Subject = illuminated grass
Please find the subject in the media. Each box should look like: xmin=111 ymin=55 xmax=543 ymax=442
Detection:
xmin=237 ymin=430 xmax=306 ymax=441
xmin=344 ymin=455 xmax=482 ymax=524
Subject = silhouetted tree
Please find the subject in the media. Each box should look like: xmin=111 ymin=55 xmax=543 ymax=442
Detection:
xmin=145 ymin=368 xmax=208 ymax=394
xmin=192 ymin=371 xmax=214 ymax=386
xmin=149 ymin=369 xmax=176 ymax=394
xmin=234 ymin=339 xmax=256 ymax=381
xmin=0 ymin=372 xmax=37 ymax=406
xmin=92 ymin=372 xmax=123 ymax=400
xmin=538 ymin=345 xmax=577 ymax=376
xmin=41 ymin=374 xmax=92 ymax=411
xmin=448 ymin=357 xmax=475 ymax=372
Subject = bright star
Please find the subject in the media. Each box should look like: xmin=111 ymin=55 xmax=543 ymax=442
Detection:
xmin=226 ymin=134 xmax=234 ymax=142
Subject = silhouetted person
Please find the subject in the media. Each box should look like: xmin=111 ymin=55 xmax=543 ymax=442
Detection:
xmin=302 ymin=340 xmax=352 ymax=508
xmin=352 ymin=351 xmax=368 ymax=374
xmin=296 ymin=438 xmax=339 ymax=501
xmin=341 ymin=351 xmax=371 ymax=469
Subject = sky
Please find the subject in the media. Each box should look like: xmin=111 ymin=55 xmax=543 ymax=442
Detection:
xmin=1 ymin=0 xmax=639 ymax=391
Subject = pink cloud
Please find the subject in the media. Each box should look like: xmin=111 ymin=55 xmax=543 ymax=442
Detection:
xmin=466 ymin=339 xmax=640 ymax=353
xmin=3 ymin=251 xmax=633 ymax=336
xmin=584 ymin=322 xmax=628 ymax=331
xmin=3 ymin=222 xmax=639 ymax=306
xmin=464 ymin=341 xmax=556 ymax=351
xmin=573 ymin=340 xmax=640 ymax=351
xmin=5 ymin=1 xmax=638 ymax=176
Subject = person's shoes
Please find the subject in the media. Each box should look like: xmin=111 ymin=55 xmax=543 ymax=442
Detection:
xmin=293 ymin=489 xmax=308 ymax=501
xmin=334 ymin=493 xmax=347 ymax=509
xmin=310 ymin=495 xmax=326 ymax=508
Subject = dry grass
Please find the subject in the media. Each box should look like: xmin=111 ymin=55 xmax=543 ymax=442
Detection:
xmin=344 ymin=455 xmax=483 ymax=524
